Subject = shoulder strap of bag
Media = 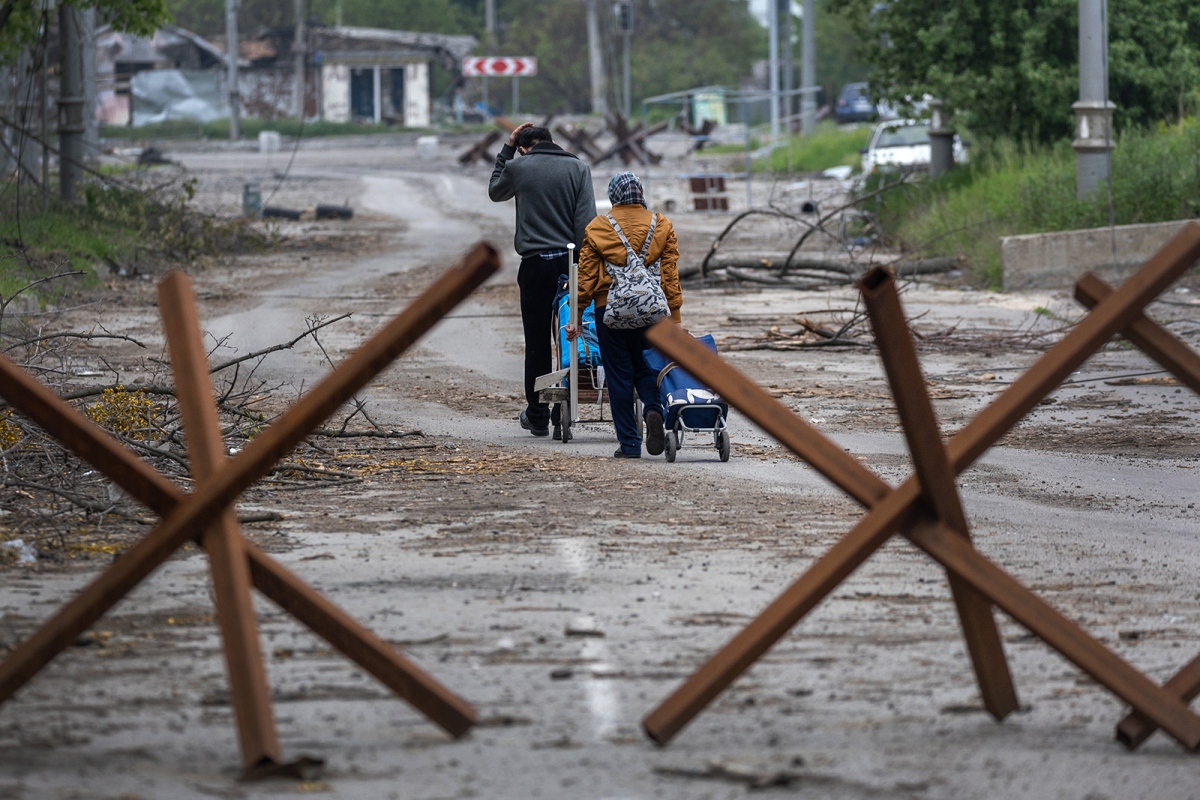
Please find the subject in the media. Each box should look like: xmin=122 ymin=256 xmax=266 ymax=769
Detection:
xmin=640 ymin=214 xmax=658 ymax=260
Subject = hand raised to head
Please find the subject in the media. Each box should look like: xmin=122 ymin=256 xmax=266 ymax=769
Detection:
xmin=508 ymin=122 xmax=534 ymax=147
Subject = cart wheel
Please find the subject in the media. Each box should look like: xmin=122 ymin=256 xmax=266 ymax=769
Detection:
xmin=562 ymin=423 xmax=572 ymax=443
xmin=718 ymin=429 xmax=730 ymax=462
xmin=665 ymin=430 xmax=677 ymax=463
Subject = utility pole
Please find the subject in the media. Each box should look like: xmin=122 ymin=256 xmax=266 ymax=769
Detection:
xmin=1074 ymin=0 xmax=1113 ymax=199
xmin=40 ymin=0 xmax=51 ymax=205
xmin=292 ymin=0 xmax=305 ymax=120
xmin=800 ymin=0 xmax=815 ymax=135
xmin=779 ymin=0 xmax=793 ymax=128
xmin=615 ymin=2 xmax=632 ymax=118
xmin=768 ymin=0 xmax=779 ymax=143
xmin=483 ymin=0 xmax=494 ymax=114
xmin=58 ymin=3 xmax=84 ymax=203
xmin=586 ymin=0 xmax=606 ymax=117
xmin=82 ymin=7 xmax=98 ymax=160
xmin=226 ymin=0 xmax=240 ymax=140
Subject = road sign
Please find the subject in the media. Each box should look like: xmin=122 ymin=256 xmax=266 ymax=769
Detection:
xmin=462 ymin=57 xmax=538 ymax=77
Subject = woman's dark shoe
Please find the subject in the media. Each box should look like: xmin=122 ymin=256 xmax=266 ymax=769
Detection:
xmin=614 ymin=449 xmax=641 ymax=458
xmin=644 ymin=410 xmax=665 ymax=455
xmin=520 ymin=410 xmax=549 ymax=437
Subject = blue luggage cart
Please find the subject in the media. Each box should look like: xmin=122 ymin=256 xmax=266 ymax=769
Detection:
xmin=643 ymin=334 xmax=730 ymax=462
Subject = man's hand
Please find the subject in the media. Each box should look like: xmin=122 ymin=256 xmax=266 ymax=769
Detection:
xmin=508 ymin=122 xmax=534 ymax=148
xmin=564 ymin=323 xmax=580 ymax=341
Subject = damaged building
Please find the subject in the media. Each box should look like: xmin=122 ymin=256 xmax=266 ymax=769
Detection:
xmin=95 ymin=24 xmax=475 ymax=128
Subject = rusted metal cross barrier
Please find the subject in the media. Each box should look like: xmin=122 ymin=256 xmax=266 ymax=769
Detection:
xmin=642 ymin=223 xmax=1200 ymax=751
xmin=0 ymin=243 xmax=500 ymax=776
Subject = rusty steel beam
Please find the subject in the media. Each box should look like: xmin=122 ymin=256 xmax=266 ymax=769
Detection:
xmin=641 ymin=223 xmax=1200 ymax=747
xmin=1075 ymin=272 xmax=1200 ymax=396
xmin=1116 ymin=655 xmax=1200 ymax=750
xmin=1071 ymin=272 xmax=1200 ymax=749
xmin=0 ymin=348 xmax=476 ymax=735
xmin=159 ymin=272 xmax=282 ymax=769
xmin=905 ymin=521 xmax=1200 ymax=750
xmin=0 ymin=243 xmax=498 ymax=738
xmin=859 ymin=267 xmax=1019 ymax=720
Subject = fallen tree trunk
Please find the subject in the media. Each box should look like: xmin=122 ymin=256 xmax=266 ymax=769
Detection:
xmin=695 ymin=253 xmax=961 ymax=277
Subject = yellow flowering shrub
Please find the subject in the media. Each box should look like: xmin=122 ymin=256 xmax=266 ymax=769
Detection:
xmin=84 ymin=387 xmax=161 ymax=440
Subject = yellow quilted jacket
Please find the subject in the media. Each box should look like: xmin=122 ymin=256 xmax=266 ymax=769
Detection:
xmin=577 ymin=204 xmax=682 ymax=323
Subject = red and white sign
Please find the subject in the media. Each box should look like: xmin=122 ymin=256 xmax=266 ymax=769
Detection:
xmin=462 ymin=57 xmax=538 ymax=77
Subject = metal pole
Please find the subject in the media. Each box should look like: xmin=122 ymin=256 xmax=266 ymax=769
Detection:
xmin=292 ymin=0 xmax=305 ymax=119
xmin=744 ymin=98 xmax=752 ymax=208
xmin=1074 ymin=0 xmax=1113 ymax=199
xmin=568 ymin=244 xmax=578 ymax=423
xmin=483 ymin=0 xmax=495 ymax=117
xmin=622 ymin=29 xmax=631 ymax=119
xmin=58 ymin=4 xmax=84 ymax=203
xmin=801 ymin=0 xmax=816 ymax=135
xmin=226 ymin=0 xmax=240 ymax=140
xmin=82 ymin=7 xmax=97 ymax=161
xmin=768 ymin=0 xmax=779 ymax=143
xmin=512 ymin=76 xmax=518 ymax=116
xmin=780 ymin=0 xmax=793 ymax=128
xmin=586 ymin=0 xmax=606 ymax=116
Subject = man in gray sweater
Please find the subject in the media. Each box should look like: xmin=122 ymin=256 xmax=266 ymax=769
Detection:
xmin=489 ymin=123 xmax=596 ymax=438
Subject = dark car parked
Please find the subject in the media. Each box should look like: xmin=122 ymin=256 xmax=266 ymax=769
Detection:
xmin=834 ymin=82 xmax=875 ymax=124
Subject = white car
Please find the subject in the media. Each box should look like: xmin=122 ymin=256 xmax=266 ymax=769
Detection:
xmin=860 ymin=119 xmax=967 ymax=172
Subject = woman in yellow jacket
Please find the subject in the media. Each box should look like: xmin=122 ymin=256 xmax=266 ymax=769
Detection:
xmin=567 ymin=172 xmax=682 ymax=458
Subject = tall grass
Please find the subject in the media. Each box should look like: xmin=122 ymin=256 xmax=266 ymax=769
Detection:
xmin=764 ymin=122 xmax=871 ymax=173
xmin=880 ymin=119 xmax=1200 ymax=288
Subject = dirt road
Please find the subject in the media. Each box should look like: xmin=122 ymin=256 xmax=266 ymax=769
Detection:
xmin=1 ymin=137 xmax=1199 ymax=799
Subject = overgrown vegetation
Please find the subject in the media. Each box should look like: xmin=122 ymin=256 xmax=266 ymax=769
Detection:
xmin=1 ymin=174 xmax=266 ymax=308
xmin=874 ymin=119 xmax=1200 ymax=288
xmin=829 ymin=0 xmax=1200 ymax=141
xmin=763 ymin=123 xmax=871 ymax=173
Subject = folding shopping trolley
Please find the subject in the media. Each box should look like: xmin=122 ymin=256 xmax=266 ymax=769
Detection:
xmin=534 ymin=244 xmax=610 ymax=443
xmin=643 ymin=334 xmax=730 ymax=462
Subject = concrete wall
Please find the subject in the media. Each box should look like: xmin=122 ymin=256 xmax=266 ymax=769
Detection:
xmin=1001 ymin=220 xmax=1194 ymax=290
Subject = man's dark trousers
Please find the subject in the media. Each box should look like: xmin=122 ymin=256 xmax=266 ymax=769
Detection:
xmin=595 ymin=312 xmax=663 ymax=455
xmin=518 ymin=252 xmax=568 ymax=428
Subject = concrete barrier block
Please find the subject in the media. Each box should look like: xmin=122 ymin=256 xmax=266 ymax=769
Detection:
xmin=1001 ymin=220 xmax=1192 ymax=290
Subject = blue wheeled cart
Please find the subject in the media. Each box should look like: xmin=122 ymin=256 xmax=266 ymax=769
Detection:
xmin=643 ymin=334 xmax=730 ymax=462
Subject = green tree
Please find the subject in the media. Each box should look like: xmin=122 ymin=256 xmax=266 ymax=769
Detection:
xmin=827 ymin=0 xmax=1200 ymax=141
xmin=810 ymin=0 xmax=869 ymax=104
xmin=494 ymin=0 xmax=764 ymax=114
xmin=164 ymin=0 xmax=477 ymax=39
xmin=2 ymin=0 xmax=168 ymax=62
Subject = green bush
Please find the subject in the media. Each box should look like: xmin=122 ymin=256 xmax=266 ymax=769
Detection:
xmin=877 ymin=120 xmax=1200 ymax=288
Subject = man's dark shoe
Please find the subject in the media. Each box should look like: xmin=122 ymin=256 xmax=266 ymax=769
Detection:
xmin=614 ymin=448 xmax=641 ymax=459
xmin=520 ymin=411 xmax=549 ymax=437
xmin=644 ymin=410 xmax=665 ymax=456
xmin=553 ymin=424 xmax=561 ymax=441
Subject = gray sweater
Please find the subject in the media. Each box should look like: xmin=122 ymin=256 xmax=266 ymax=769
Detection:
xmin=488 ymin=142 xmax=596 ymax=258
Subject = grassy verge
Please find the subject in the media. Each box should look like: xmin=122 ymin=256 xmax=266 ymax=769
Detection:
xmin=876 ymin=119 xmax=1200 ymax=288
xmin=98 ymin=117 xmax=467 ymax=141
xmin=1 ymin=178 xmax=263 ymax=307
xmin=762 ymin=122 xmax=871 ymax=172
